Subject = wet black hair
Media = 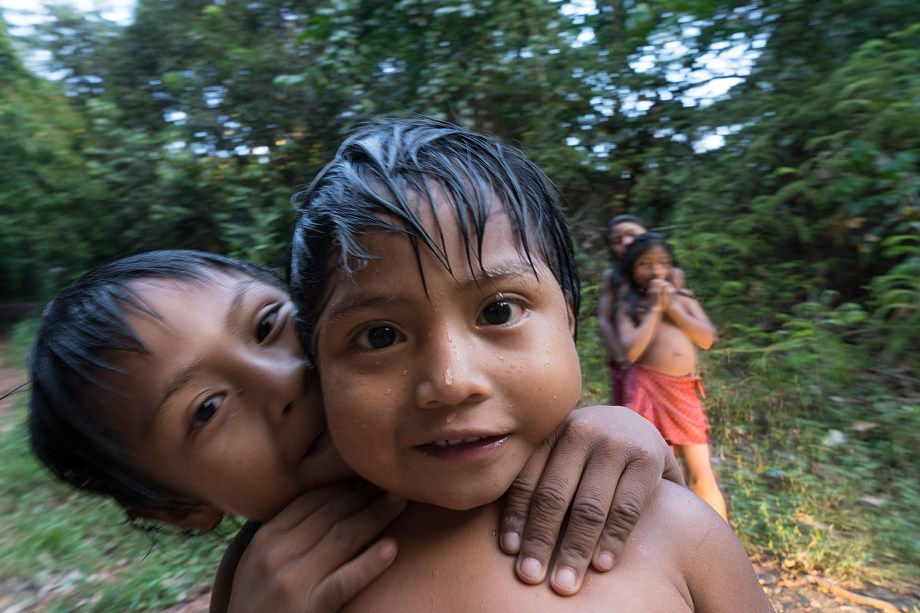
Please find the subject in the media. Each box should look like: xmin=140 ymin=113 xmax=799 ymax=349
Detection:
xmin=618 ymin=232 xmax=674 ymax=325
xmin=288 ymin=117 xmax=580 ymax=358
xmin=28 ymin=249 xmax=284 ymax=513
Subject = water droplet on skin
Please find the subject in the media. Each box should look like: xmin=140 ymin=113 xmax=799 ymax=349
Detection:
xmin=444 ymin=368 xmax=453 ymax=385
xmin=384 ymin=388 xmax=392 ymax=395
xmin=445 ymin=412 xmax=457 ymax=424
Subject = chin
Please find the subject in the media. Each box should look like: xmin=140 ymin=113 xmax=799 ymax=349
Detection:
xmin=421 ymin=484 xmax=510 ymax=511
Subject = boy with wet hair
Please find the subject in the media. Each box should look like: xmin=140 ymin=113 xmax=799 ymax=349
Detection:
xmin=27 ymin=249 xmax=684 ymax=610
xmin=288 ymin=117 xmax=772 ymax=610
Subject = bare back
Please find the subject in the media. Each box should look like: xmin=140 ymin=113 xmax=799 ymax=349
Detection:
xmin=342 ymin=483 xmax=772 ymax=612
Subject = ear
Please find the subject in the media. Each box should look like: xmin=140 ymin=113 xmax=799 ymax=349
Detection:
xmin=128 ymin=504 xmax=224 ymax=533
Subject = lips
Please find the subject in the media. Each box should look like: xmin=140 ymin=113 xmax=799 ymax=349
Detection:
xmin=429 ymin=435 xmax=490 ymax=447
xmin=417 ymin=434 xmax=508 ymax=458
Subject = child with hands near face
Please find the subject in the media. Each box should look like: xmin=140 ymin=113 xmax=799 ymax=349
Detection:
xmin=27 ymin=248 xmax=682 ymax=612
xmin=597 ymin=214 xmax=686 ymax=406
xmin=286 ymin=118 xmax=772 ymax=611
xmin=615 ymin=232 xmax=728 ymax=521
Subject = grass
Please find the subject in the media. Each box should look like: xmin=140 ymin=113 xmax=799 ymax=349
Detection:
xmin=0 ymin=319 xmax=233 ymax=611
xmin=2 ymin=306 xmax=918 ymax=609
xmin=579 ymin=308 xmax=920 ymax=593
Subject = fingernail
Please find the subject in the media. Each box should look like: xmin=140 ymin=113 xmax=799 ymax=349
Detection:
xmin=596 ymin=552 xmax=614 ymax=571
xmin=385 ymin=493 xmax=406 ymax=506
xmin=555 ymin=567 xmax=577 ymax=590
xmin=501 ymin=532 xmax=520 ymax=553
xmin=519 ymin=557 xmax=543 ymax=580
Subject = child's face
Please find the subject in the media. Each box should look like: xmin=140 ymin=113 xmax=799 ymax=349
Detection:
xmin=632 ymin=245 xmax=673 ymax=290
xmin=609 ymin=221 xmax=647 ymax=260
xmin=314 ymin=196 xmax=583 ymax=510
xmin=100 ymin=271 xmax=352 ymax=521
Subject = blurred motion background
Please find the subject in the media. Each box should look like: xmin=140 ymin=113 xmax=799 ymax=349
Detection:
xmin=0 ymin=1 xmax=917 ymax=610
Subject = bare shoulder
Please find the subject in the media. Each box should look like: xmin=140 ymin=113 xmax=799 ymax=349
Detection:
xmin=348 ymin=499 xmax=704 ymax=612
xmin=647 ymin=482 xmax=774 ymax=612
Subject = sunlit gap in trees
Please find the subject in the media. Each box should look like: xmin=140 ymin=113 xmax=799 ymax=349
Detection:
xmin=0 ymin=0 xmax=134 ymax=28
xmin=4 ymin=0 xmax=762 ymax=157
xmin=561 ymin=0 xmax=767 ymax=154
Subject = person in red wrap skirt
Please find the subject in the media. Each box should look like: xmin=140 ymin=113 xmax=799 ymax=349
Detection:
xmin=615 ymin=232 xmax=728 ymax=521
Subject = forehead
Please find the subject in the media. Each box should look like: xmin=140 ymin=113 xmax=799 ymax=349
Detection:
xmin=355 ymin=184 xmax=533 ymax=267
xmin=126 ymin=270 xmax=252 ymax=311
xmin=635 ymin=245 xmax=671 ymax=261
xmin=118 ymin=271 xmax=279 ymax=343
xmin=612 ymin=221 xmax=646 ymax=236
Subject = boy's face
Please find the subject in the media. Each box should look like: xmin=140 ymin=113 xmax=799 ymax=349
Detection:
xmin=314 ymin=196 xmax=582 ymax=510
xmin=632 ymin=245 xmax=673 ymax=290
xmin=102 ymin=271 xmax=351 ymax=521
xmin=609 ymin=221 xmax=646 ymax=260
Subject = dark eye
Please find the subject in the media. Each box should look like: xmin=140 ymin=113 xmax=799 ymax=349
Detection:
xmin=192 ymin=396 xmax=222 ymax=428
xmin=356 ymin=325 xmax=403 ymax=350
xmin=256 ymin=309 xmax=278 ymax=342
xmin=479 ymin=299 xmax=524 ymax=326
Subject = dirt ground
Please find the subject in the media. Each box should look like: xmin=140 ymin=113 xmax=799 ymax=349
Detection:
xmin=1 ymin=341 xmax=916 ymax=613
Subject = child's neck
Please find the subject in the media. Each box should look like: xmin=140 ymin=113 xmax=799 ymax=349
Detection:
xmin=388 ymin=498 xmax=502 ymax=543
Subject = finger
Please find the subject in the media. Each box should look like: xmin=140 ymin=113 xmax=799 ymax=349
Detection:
xmin=500 ymin=438 xmax=553 ymax=555
xmin=513 ymin=436 xmax=584 ymax=585
xmin=591 ymin=440 xmax=674 ymax=573
xmin=309 ymin=491 xmax=407 ymax=571
xmin=254 ymin=485 xmax=387 ymax=566
xmin=228 ymin=490 xmax=405 ymax=613
xmin=546 ymin=452 xmax=621 ymax=596
xmin=262 ymin=482 xmax=365 ymax=533
xmin=662 ymin=444 xmax=686 ymax=486
xmin=311 ymin=539 xmax=398 ymax=612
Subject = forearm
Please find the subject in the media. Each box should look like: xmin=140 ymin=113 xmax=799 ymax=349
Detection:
xmin=619 ymin=307 xmax=662 ymax=363
xmin=665 ymin=302 xmax=714 ymax=349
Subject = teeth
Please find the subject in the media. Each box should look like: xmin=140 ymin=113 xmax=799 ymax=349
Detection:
xmin=431 ymin=436 xmax=485 ymax=447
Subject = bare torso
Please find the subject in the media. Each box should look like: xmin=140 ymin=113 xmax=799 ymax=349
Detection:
xmin=636 ymin=297 xmax=699 ymax=377
xmin=341 ymin=482 xmax=772 ymax=612
xmin=344 ymin=493 xmax=691 ymax=612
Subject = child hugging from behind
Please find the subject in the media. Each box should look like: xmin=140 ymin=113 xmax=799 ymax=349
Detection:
xmin=615 ymin=231 xmax=728 ymax=521
xmin=27 ymin=247 xmax=686 ymax=611
xmin=288 ymin=118 xmax=772 ymax=611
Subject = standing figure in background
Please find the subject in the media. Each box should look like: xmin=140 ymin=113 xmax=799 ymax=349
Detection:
xmin=597 ymin=215 xmax=683 ymax=406
xmin=615 ymin=232 xmax=728 ymax=521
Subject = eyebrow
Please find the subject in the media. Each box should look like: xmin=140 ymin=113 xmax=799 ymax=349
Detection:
xmin=141 ymin=279 xmax=257 ymax=432
xmin=142 ymin=359 xmax=204 ymax=434
xmin=322 ymin=259 xmax=542 ymax=324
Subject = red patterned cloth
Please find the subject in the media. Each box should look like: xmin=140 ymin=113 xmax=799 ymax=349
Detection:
xmin=622 ymin=364 xmax=710 ymax=445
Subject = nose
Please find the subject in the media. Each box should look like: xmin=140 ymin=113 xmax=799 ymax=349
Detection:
xmin=414 ymin=328 xmax=491 ymax=409
xmin=653 ymin=263 xmax=669 ymax=279
xmin=235 ymin=349 xmax=306 ymax=424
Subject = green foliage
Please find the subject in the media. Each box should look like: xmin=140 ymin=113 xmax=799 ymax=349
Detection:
xmin=707 ymin=349 xmax=920 ymax=585
xmin=2 ymin=0 xmax=920 ymax=602
xmin=582 ymin=272 xmax=919 ymax=588
xmin=866 ymin=232 xmax=920 ymax=359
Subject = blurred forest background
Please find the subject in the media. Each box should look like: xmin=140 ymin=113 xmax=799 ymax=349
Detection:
xmin=1 ymin=0 xmax=918 ymax=610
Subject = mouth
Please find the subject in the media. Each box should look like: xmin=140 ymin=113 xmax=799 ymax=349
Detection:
xmin=429 ymin=435 xmax=493 ymax=447
xmin=417 ymin=434 xmax=509 ymax=458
